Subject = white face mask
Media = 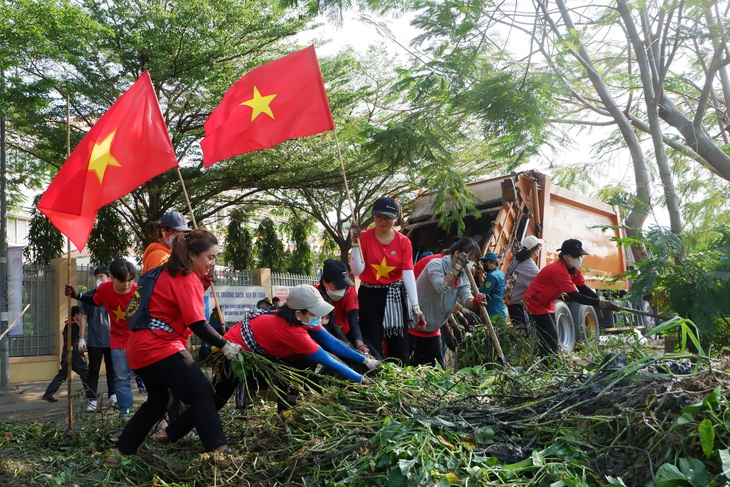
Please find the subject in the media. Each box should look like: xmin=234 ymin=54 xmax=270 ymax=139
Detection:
xmin=167 ymin=235 xmax=176 ymax=246
xmin=95 ymin=279 xmax=103 ymax=288
xmin=567 ymin=255 xmax=583 ymax=268
xmin=327 ymin=289 xmax=346 ymax=301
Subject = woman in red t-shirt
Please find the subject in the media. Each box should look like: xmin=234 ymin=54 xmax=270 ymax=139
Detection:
xmin=112 ymin=229 xmax=241 ymax=461
xmin=349 ymin=196 xmax=426 ymax=364
xmin=525 ymin=238 xmax=618 ymax=355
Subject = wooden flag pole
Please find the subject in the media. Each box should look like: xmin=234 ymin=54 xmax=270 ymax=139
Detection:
xmin=64 ymin=93 xmax=74 ymax=430
xmin=175 ymin=167 xmax=225 ymax=325
xmin=332 ymin=129 xmax=364 ymax=264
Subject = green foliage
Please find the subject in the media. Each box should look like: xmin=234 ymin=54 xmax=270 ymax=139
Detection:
xmin=223 ymin=211 xmax=254 ymax=271
xmin=255 ymin=217 xmax=286 ymax=272
xmin=87 ymin=205 xmax=132 ymax=266
xmin=286 ymin=217 xmax=314 ymax=275
xmin=622 ymin=225 xmax=730 ymax=342
xmin=23 ymin=195 xmax=63 ymax=265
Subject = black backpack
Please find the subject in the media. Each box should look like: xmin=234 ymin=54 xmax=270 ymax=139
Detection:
xmin=125 ymin=266 xmax=164 ymax=330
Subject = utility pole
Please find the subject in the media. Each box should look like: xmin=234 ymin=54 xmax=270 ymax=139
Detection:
xmin=0 ymin=68 xmax=9 ymax=390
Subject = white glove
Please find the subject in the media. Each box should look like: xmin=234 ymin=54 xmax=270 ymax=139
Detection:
xmin=360 ymin=375 xmax=374 ymax=385
xmin=78 ymin=338 xmax=87 ymax=352
xmin=412 ymin=305 xmax=427 ymax=330
xmin=221 ymin=341 xmax=242 ymax=360
xmin=363 ymin=356 xmax=381 ymax=370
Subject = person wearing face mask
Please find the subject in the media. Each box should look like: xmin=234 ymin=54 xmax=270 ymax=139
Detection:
xmin=66 ymin=259 xmax=138 ymax=418
xmin=479 ymin=252 xmax=508 ymax=321
xmin=316 ymin=259 xmax=375 ymax=356
xmin=411 ymin=237 xmax=486 ymax=367
xmin=142 ymin=211 xmax=193 ymax=273
xmin=152 ymin=285 xmax=379 ymax=446
xmin=78 ymin=266 xmax=116 ymax=412
xmin=504 ymin=235 xmax=544 ymax=327
xmin=524 ymin=238 xmax=619 ymax=355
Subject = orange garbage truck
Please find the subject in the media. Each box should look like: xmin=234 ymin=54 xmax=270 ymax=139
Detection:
xmin=403 ymin=170 xmax=652 ymax=352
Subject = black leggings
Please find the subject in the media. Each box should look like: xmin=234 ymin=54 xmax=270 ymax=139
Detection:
xmin=410 ymin=335 xmax=444 ymax=368
xmin=532 ymin=313 xmax=559 ymax=355
xmin=116 ymin=351 xmax=226 ymax=454
xmin=358 ymin=285 xmax=410 ymax=365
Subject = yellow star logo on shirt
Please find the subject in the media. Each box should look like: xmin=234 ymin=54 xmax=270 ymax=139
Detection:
xmin=371 ymin=257 xmax=396 ymax=281
xmin=241 ymin=85 xmax=277 ymax=121
xmin=112 ymin=305 xmax=127 ymax=322
xmin=88 ymin=131 xmax=121 ymax=184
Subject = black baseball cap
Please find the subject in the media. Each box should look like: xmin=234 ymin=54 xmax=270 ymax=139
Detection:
xmin=557 ymin=239 xmax=589 ymax=257
xmin=156 ymin=211 xmax=192 ymax=232
xmin=322 ymin=259 xmax=354 ymax=289
xmin=372 ymin=196 xmax=399 ymax=220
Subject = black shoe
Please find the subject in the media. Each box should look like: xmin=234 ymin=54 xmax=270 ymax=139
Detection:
xmin=42 ymin=395 xmax=58 ymax=403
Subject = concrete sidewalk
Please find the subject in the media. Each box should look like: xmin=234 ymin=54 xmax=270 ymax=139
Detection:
xmin=0 ymin=376 xmax=147 ymax=422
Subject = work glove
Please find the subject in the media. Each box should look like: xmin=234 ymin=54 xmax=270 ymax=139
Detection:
xmin=221 ymin=341 xmax=242 ymax=360
xmin=363 ymin=356 xmax=381 ymax=370
xmin=360 ymin=375 xmax=374 ymax=385
xmin=599 ymin=299 xmax=621 ymax=312
xmin=442 ymin=323 xmax=458 ymax=351
xmin=456 ymin=252 xmax=470 ymax=269
xmin=451 ymin=322 xmax=464 ymax=343
xmin=65 ymin=284 xmax=80 ymax=300
xmin=349 ymin=223 xmax=361 ymax=244
xmin=411 ymin=305 xmax=427 ymax=330
xmin=200 ymin=269 xmax=215 ymax=291
xmin=78 ymin=338 xmax=87 ymax=353
xmin=472 ymin=293 xmax=486 ymax=307
xmin=354 ymin=340 xmax=370 ymax=354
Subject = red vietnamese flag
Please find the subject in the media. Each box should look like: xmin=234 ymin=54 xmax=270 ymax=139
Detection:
xmin=201 ymin=45 xmax=335 ymax=167
xmin=37 ymin=71 xmax=178 ymax=250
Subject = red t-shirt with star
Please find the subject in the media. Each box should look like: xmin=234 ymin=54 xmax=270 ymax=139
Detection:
xmin=358 ymin=228 xmax=414 ymax=285
xmin=226 ymin=312 xmax=321 ymax=361
xmin=126 ymin=271 xmax=205 ymax=369
xmin=315 ymin=283 xmax=358 ymax=335
xmin=524 ymin=260 xmax=586 ymax=315
xmin=92 ymin=280 xmax=136 ymax=349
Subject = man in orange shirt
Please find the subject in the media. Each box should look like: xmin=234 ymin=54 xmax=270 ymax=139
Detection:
xmin=142 ymin=211 xmax=192 ymax=273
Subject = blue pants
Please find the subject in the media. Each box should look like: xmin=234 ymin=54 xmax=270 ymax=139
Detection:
xmin=111 ymin=349 xmax=134 ymax=416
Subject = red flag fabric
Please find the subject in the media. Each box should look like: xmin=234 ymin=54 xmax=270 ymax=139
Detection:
xmin=201 ymin=45 xmax=335 ymax=167
xmin=38 ymin=71 xmax=178 ymax=250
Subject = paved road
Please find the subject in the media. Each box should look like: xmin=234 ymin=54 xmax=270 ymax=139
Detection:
xmin=0 ymin=376 xmax=147 ymax=422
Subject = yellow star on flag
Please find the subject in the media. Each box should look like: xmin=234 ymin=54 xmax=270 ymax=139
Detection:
xmin=112 ymin=305 xmax=127 ymax=322
xmin=371 ymin=257 xmax=396 ymax=281
xmin=88 ymin=131 xmax=121 ymax=184
xmin=241 ymin=86 xmax=277 ymax=121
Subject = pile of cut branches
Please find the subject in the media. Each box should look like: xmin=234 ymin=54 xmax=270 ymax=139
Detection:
xmin=1 ymin=320 xmax=729 ymax=486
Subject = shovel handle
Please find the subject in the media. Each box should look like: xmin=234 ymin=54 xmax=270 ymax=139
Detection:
xmin=464 ymin=267 xmax=507 ymax=366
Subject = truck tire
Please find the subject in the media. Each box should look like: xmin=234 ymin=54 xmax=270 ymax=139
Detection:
xmin=554 ymin=301 xmax=576 ymax=353
xmin=569 ymin=302 xmax=600 ymax=344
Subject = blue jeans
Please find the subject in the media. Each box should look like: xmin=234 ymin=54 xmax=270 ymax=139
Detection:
xmin=111 ymin=349 xmax=134 ymax=416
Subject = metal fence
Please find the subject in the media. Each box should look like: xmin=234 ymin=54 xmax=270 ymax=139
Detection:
xmin=9 ymin=265 xmax=55 ymax=357
xmin=7 ymin=264 xmax=311 ymax=358
xmin=213 ymin=268 xmax=254 ymax=286
xmin=271 ymin=272 xmax=318 ymax=287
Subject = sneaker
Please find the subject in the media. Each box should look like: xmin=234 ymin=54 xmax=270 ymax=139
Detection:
xmin=109 ymin=394 xmax=118 ymax=407
xmin=86 ymin=400 xmax=98 ymax=412
xmin=42 ymin=395 xmax=58 ymax=403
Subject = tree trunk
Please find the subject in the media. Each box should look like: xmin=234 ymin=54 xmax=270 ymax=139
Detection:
xmin=551 ymin=0 xmax=651 ymax=262
xmin=617 ymin=0 xmax=683 ymax=235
